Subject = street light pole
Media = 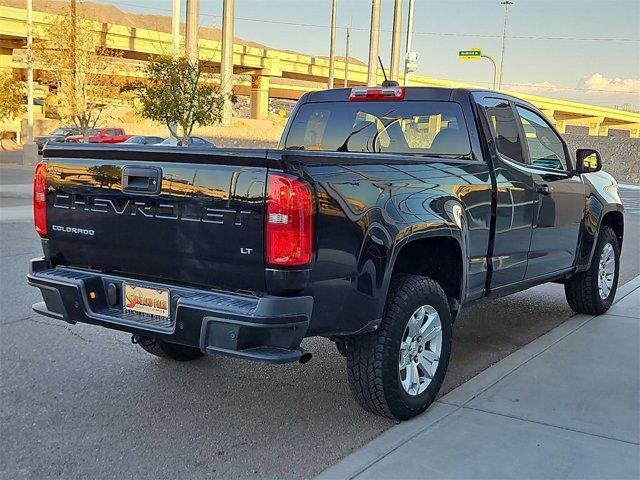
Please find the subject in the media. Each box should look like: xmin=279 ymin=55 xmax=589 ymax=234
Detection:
xmin=366 ymin=0 xmax=381 ymax=86
xmin=498 ymin=0 xmax=513 ymax=90
xmin=344 ymin=26 xmax=350 ymax=87
xmin=26 ymin=0 xmax=34 ymax=145
xmin=220 ymin=0 xmax=235 ymax=126
xmin=185 ymin=0 xmax=199 ymax=65
xmin=390 ymin=0 xmax=403 ymax=81
xmin=172 ymin=0 xmax=180 ymax=56
xmin=481 ymin=54 xmax=498 ymax=90
xmin=328 ymin=0 xmax=337 ymax=89
xmin=403 ymin=0 xmax=415 ymax=85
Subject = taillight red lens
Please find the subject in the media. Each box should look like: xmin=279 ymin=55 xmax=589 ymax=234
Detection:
xmin=33 ymin=161 xmax=47 ymax=237
xmin=266 ymin=173 xmax=314 ymax=267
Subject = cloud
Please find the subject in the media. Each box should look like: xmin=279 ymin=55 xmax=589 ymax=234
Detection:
xmin=507 ymin=81 xmax=561 ymax=94
xmin=580 ymin=73 xmax=640 ymax=94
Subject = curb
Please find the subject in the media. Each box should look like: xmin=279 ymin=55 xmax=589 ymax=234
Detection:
xmin=318 ymin=274 xmax=640 ymax=480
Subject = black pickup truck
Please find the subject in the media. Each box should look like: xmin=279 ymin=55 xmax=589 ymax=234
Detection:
xmin=29 ymin=86 xmax=624 ymax=420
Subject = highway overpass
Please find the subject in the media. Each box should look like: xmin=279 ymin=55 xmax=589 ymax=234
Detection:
xmin=1 ymin=5 xmax=639 ymax=137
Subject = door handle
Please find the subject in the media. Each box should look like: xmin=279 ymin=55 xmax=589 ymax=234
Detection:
xmin=122 ymin=166 xmax=162 ymax=194
xmin=536 ymin=184 xmax=550 ymax=195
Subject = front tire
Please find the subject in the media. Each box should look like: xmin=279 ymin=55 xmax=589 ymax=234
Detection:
xmin=135 ymin=336 xmax=205 ymax=362
xmin=565 ymin=225 xmax=620 ymax=315
xmin=345 ymin=274 xmax=452 ymax=420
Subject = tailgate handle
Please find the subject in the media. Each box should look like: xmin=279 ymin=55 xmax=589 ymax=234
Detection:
xmin=122 ymin=166 xmax=162 ymax=195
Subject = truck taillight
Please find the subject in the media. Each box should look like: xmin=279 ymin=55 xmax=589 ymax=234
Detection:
xmin=266 ymin=173 xmax=314 ymax=267
xmin=33 ymin=161 xmax=47 ymax=237
xmin=350 ymin=86 xmax=405 ymax=101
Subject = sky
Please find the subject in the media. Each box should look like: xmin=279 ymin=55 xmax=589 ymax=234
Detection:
xmin=97 ymin=0 xmax=640 ymax=108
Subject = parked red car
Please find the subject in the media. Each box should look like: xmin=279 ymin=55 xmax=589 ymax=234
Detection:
xmin=65 ymin=127 xmax=131 ymax=144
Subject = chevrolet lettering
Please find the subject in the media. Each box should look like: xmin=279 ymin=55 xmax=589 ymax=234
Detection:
xmin=53 ymin=193 xmax=251 ymax=225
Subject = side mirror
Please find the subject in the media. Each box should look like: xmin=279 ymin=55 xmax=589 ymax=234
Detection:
xmin=575 ymin=149 xmax=602 ymax=174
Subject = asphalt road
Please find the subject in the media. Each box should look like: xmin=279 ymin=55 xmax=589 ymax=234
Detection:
xmin=1 ymin=164 xmax=639 ymax=479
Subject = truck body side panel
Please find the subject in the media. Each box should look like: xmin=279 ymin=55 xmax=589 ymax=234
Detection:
xmin=284 ymin=152 xmax=492 ymax=336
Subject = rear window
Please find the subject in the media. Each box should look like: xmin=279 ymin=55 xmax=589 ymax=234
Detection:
xmin=284 ymin=101 xmax=471 ymax=156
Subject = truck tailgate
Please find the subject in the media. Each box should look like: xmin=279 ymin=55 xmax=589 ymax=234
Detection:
xmin=43 ymin=146 xmax=269 ymax=292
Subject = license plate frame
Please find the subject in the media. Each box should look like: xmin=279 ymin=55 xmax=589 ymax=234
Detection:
xmin=123 ymin=282 xmax=170 ymax=319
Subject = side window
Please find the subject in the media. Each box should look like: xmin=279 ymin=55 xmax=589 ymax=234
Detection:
xmin=104 ymin=130 xmax=116 ymax=137
xmin=478 ymin=98 xmax=526 ymax=164
xmin=516 ymin=106 xmax=568 ymax=171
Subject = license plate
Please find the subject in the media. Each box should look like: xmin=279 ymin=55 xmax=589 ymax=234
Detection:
xmin=123 ymin=283 xmax=170 ymax=319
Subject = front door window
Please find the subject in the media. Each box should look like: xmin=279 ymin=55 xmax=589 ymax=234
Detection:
xmin=516 ymin=107 xmax=568 ymax=171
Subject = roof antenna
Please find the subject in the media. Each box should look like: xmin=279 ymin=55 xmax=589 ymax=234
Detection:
xmin=378 ymin=56 xmax=399 ymax=87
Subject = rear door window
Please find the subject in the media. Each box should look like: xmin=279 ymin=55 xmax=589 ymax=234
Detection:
xmin=478 ymin=98 xmax=526 ymax=164
xmin=284 ymin=101 xmax=471 ymax=157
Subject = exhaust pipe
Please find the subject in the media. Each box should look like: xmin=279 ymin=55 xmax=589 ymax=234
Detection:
xmin=299 ymin=349 xmax=313 ymax=364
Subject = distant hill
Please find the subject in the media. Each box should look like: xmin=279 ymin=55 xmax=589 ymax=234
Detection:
xmin=1 ymin=0 xmax=365 ymax=66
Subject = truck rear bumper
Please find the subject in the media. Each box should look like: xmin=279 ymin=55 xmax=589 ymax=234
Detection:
xmin=27 ymin=258 xmax=313 ymax=364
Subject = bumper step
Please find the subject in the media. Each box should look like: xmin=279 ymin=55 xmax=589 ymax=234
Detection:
xmin=28 ymin=259 xmax=313 ymax=364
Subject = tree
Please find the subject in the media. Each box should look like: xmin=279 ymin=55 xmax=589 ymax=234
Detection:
xmin=33 ymin=4 xmax=121 ymax=140
xmin=0 ymin=71 xmax=24 ymax=125
xmin=128 ymin=56 xmax=226 ymax=145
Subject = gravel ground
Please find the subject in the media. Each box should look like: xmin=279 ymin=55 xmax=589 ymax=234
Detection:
xmin=564 ymin=131 xmax=640 ymax=184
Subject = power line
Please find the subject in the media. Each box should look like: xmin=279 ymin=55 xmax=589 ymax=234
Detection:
xmin=110 ymin=2 xmax=639 ymax=43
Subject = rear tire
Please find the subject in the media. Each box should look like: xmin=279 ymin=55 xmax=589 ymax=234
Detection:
xmin=135 ymin=336 xmax=205 ymax=362
xmin=345 ymin=274 xmax=452 ymax=420
xmin=565 ymin=226 xmax=620 ymax=315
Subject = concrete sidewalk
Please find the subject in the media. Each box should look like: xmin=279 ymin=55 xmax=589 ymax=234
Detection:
xmin=320 ymin=277 xmax=640 ymax=480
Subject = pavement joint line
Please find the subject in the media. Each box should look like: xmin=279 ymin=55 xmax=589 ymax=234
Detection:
xmin=604 ymin=312 xmax=640 ymax=320
xmin=2 ymin=314 xmax=39 ymax=326
xmin=458 ymin=404 xmax=640 ymax=447
xmin=344 ymin=405 xmax=465 ymax=480
xmin=614 ymin=275 xmax=640 ymax=300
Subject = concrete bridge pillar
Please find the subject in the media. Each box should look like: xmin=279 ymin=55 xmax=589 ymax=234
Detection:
xmin=250 ymin=74 xmax=270 ymax=120
xmin=555 ymin=119 xmax=567 ymax=134
xmin=588 ymin=119 xmax=603 ymax=136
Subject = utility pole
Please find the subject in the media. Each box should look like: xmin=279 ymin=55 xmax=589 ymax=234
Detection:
xmin=498 ymin=0 xmax=513 ymax=90
xmin=403 ymin=0 xmax=415 ymax=85
xmin=220 ymin=0 xmax=234 ymax=126
xmin=26 ymin=0 xmax=34 ymax=145
xmin=390 ymin=0 xmax=403 ymax=81
xmin=185 ymin=0 xmax=199 ymax=65
xmin=366 ymin=0 xmax=381 ymax=86
xmin=328 ymin=0 xmax=337 ymax=89
xmin=70 ymin=0 xmax=77 ymax=96
xmin=172 ymin=0 xmax=180 ymax=56
xmin=344 ymin=26 xmax=350 ymax=87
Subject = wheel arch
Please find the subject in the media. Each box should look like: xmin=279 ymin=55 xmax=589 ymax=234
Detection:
xmin=385 ymin=231 xmax=466 ymax=320
xmin=601 ymin=210 xmax=624 ymax=249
